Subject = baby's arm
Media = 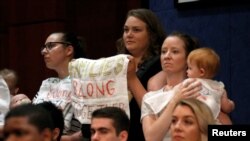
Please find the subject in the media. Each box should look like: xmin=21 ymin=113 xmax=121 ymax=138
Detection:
xmin=218 ymin=111 xmax=233 ymax=125
xmin=147 ymin=71 xmax=167 ymax=91
xmin=220 ymin=90 xmax=235 ymax=114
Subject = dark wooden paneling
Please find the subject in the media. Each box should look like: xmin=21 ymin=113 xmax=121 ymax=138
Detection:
xmin=65 ymin=0 xmax=142 ymax=59
xmin=8 ymin=0 xmax=67 ymax=25
xmin=0 ymin=0 xmax=8 ymax=68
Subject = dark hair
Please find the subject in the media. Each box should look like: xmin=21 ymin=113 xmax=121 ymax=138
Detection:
xmin=36 ymin=102 xmax=64 ymax=141
xmin=168 ymin=31 xmax=200 ymax=57
xmin=5 ymin=103 xmax=54 ymax=132
xmin=91 ymin=107 xmax=130 ymax=135
xmin=52 ymin=31 xmax=86 ymax=59
xmin=116 ymin=8 xmax=166 ymax=65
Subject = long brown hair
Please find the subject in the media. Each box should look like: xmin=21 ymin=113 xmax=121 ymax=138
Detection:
xmin=116 ymin=8 xmax=166 ymax=66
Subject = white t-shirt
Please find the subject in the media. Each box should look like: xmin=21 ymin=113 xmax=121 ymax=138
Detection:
xmin=142 ymin=78 xmax=224 ymax=119
xmin=33 ymin=76 xmax=79 ymax=134
xmin=141 ymin=78 xmax=224 ymax=141
xmin=0 ymin=76 xmax=11 ymax=126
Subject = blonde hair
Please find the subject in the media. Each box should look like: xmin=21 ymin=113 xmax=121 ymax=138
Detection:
xmin=187 ymin=47 xmax=220 ymax=78
xmin=176 ymin=99 xmax=216 ymax=141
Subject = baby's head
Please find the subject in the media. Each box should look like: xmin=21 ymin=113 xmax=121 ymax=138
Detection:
xmin=187 ymin=47 xmax=220 ymax=79
xmin=10 ymin=94 xmax=31 ymax=109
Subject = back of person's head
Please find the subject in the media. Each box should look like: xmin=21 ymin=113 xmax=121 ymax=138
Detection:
xmin=168 ymin=31 xmax=200 ymax=57
xmin=117 ymin=8 xmax=166 ymax=59
xmin=50 ymin=31 xmax=87 ymax=59
xmin=91 ymin=107 xmax=130 ymax=135
xmin=0 ymin=68 xmax=19 ymax=95
xmin=5 ymin=103 xmax=54 ymax=132
xmin=176 ymin=99 xmax=216 ymax=141
xmin=188 ymin=47 xmax=220 ymax=79
xmin=36 ymin=102 xmax=64 ymax=141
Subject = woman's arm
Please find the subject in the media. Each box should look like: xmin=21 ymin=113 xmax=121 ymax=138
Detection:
xmin=147 ymin=71 xmax=167 ymax=91
xmin=142 ymin=79 xmax=201 ymax=141
xmin=142 ymin=95 xmax=180 ymax=141
xmin=127 ymin=56 xmax=147 ymax=107
xmin=61 ymin=131 xmax=82 ymax=141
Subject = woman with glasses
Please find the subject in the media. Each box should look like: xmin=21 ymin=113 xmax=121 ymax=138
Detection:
xmin=33 ymin=31 xmax=86 ymax=141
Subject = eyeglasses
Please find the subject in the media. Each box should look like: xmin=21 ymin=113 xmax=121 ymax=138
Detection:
xmin=41 ymin=42 xmax=72 ymax=52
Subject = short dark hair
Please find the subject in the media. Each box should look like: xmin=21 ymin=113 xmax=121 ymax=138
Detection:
xmin=5 ymin=103 xmax=54 ymax=132
xmin=91 ymin=107 xmax=130 ymax=135
xmin=36 ymin=102 xmax=64 ymax=141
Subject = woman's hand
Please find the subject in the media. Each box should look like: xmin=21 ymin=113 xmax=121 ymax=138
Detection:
xmin=173 ymin=78 xmax=202 ymax=102
xmin=127 ymin=55 xmax=136 ymax=78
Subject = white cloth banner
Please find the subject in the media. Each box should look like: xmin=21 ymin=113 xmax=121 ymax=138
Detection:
xmin=69 ymin=54 xmax=130 ymax=124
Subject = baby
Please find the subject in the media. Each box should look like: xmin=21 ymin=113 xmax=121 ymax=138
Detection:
xmin=186 ymin=47 xmax=235 ymax=124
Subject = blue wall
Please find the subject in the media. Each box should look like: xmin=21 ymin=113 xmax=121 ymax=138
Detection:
xmin=150 ymin=0 xmax=250 ymax=124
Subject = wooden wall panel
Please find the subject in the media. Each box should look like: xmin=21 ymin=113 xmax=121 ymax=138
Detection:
xmin=65 ymin=0 xmax=143 ymax=59
xmin=0 ymin=0 xmax=8 ymax=68
xmin=0 ymin=34 xmax=8 ymax=69
xmin=8 ymin=0 xmax=67 ymax=25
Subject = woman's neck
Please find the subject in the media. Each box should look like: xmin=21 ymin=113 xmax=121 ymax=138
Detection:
xmin=55 ymin=61 xmax=70 ymax=79
xmin=130 ymin=54 xmax=143 ymax=72
xmin=131 ymin=50 xmax=146 ymax=68
xmin=134 ymin=56 xmax=142 ymax=69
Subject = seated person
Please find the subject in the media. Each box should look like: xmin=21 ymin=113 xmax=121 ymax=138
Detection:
xmin=170 ymin=98 xmax=217 ymax=141
xmin=36 ymin=101 xmax=64 ymax=141
xmin=3 ymin=103 xmax=55 ymax=141
xmin=90 ymin=107 xmax=130 ymax=141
